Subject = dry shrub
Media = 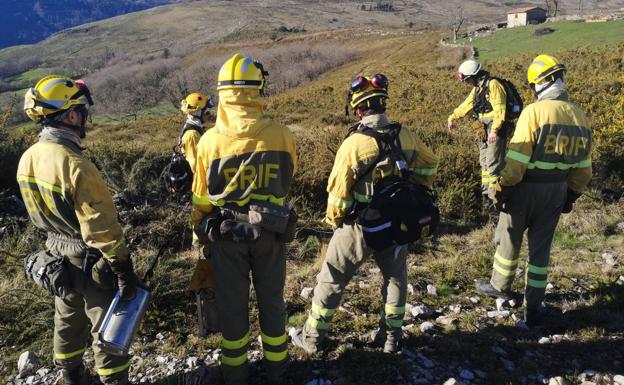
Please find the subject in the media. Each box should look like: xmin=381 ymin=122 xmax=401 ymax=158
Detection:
xmin=435 ymin=46 xmax=469 ymax=69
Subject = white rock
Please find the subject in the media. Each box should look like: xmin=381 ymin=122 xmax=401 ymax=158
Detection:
xmin=469 ymin=296 xmax=480 ymax=304
xmin=186 ymin=356 xmax=198 ymax=368
xmin=25 ymin=376 xmax=35 ymax=385
xmin=426 ymin=284 xmax=437 ymax=296
xmin=435 ymin=315 xmax=457 ymax=325
xmin=495 ymin=298 xmax=508 ymax=310
xmin=443 ymin=378 xmax=458 ymax=385
xmin=419 ymin=321 xmax=435 ymax=333
xmin=487 ymin=310 xmax=510 ymax=318
xmin=580 ymin=381 xmax=596 ymax=385
xmin=613 ymin=374 xmax=624 ymax=385
xmin=300 ymin=287 xmax=314 ymax=299
xmin=538 ymin=337 xmax=551 ymax=344
xmin=18 ymin=352 xmax=39 ymax=378
xmin=369 ymin=267 xmax=381 ymax=274
xmin=508 ymin=299 xmax=518 ymax=308
xmin=548 ymin=377 xmax=571 ymax=385
xmin=617 ymin=222 xmax=624 ymax=231
xmin=546 ymin=283 xmax=555 ymax=292
xmin=449 ymin=305 xmax=462 ymax=314
xmin=411 ymin=305 xmax=434 ymax=318
xmin=407 ymin=284 xmax=415 ymax=295
xmin=155 ymin=356 xmax=168 ymax=364
xmin=460 ymin=369 xmax=475 ymax=380
xmin=155 ymin=333 xmax=165 ymax=341
xmin=602 ymin=252 xmax=617 ymax=266
xmin=36 ymin=368 xmax=50 ymax=377
xmin=288 ymin=327 xmax=299 ymax=339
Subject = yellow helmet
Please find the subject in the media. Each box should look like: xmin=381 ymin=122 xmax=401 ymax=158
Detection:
xmin=23 ymin=75 xmax=93 ymax=122
xmin=348 ymin=73 xmax=389 ymax=109
xmin=527 ymin=54 xmax=566 ymax=85
xmin=180 ymin=93 xmax=213 ymax=115
xmin=217 ymin=53 xmax=268 ymax=93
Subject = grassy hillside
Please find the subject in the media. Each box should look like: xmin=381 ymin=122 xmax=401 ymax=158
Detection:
xmin=1 ymin=24 xmax=624 ymax=385
xmin=458 ymin=20 xmax=624 ymax=60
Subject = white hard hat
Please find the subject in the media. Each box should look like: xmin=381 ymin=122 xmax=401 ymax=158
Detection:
xmin=456 ymin=59 xmax=481 ymax=81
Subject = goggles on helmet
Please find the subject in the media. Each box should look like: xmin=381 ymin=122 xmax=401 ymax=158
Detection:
xmin=73 ymin=79 xmax=94 ymax=106
xmin=350 ymin=73 xmax=388 ymax=94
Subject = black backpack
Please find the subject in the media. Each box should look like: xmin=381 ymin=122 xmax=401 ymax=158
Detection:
xmin=473 ymin=76 xmax=523 ymax=120
xmin=348 ymin=123 xmax=440 ymax=251
xmin=163 ymin=124 xmax=202 ymax=193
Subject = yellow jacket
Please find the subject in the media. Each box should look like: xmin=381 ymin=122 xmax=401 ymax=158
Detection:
xmin=192 ymin=88 xmax=297 ymax=227
xmin=17 ymin=127 xmax=129 ymax=262
xmin=500 ymin=90 xmax=592 ymax=193
xmin=180 ymin=121 xmax=203 ymax=172
xmin=448 ymin=77 xmax=507 ymax=133
xmin=325 ymin=114 xmax=439 ymax=229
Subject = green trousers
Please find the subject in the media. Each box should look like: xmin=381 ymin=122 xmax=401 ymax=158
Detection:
xmin=479 ymin=122 xmax=513 ymax=195
xmin=47 ymin=235 xmax=130 ymax=385
xmin=489 ymin=181 xmax=567 ymax=308
xmin=209 ymin=230 xmax=288 ymax=385
xmin=302 ymin=222 xmax=408 ymax=350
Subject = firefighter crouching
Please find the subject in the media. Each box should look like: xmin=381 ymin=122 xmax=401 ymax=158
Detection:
xmin=18 ymin=76 xmax=139 ymax=385
xmin=475 ymin=55 xmax=592 ymax=327
xmin=192 ymin=54 xmax=297 ymax=385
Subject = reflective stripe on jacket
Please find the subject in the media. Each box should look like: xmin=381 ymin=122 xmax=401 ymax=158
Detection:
xmin=448 ymin=78 xmax=507 ymax=133
xmin=324 ymin=113 xmax=438 ymax=229
xmin=16 ymin=128 xmax=129 ymax=262
xmin=500 ymin=91 xmax=592 ymax=193
xmin=191 ymin=88 xmax=297 ymax=226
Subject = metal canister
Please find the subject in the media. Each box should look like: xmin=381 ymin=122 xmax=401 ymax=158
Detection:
xmin=97 ymin=287 xmax=150 ymax=356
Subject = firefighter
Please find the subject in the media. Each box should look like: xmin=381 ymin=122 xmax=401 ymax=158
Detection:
xmin=178 ymin=92 xmax=220 ymax=336
xmin=291 ymin=73 xmax=438 ymax=354
xmin=18 ymin=75 xmax=138 ymax=385
xmin=475 ymin=55 xmax=592 ymax=327
xmin=192 ymin=54 xmax=297 ymax=385
xmin=447 ymin=59 xmax=515 ymax=216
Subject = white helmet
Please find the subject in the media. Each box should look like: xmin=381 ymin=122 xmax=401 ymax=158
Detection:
xmin=456 ymin=59 xmax=481 ymax=81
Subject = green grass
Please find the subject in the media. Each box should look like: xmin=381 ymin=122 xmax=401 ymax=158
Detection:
xmin=458 ymin=20 xmax=624 ymax=60
xmin=7 ymin=68 xmax=53 ymax=83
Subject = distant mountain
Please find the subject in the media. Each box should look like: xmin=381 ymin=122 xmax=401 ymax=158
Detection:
xmin=0 ymin=0 xmax=178 ymax=49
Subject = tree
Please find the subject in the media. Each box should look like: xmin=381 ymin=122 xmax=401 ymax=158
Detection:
xmin=544 ymin=0 xmax=559 ymax=17
xmin=450 ymin=7 xmax=465 ymax=43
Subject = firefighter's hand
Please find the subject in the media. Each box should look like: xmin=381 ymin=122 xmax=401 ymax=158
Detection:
xmin=562 ymin=189 xmax=582 ymax=214
xmin=110 ymin=259 xmax=138 ymax=301
xmin=487 ymin=131 xmax=498 ymax=144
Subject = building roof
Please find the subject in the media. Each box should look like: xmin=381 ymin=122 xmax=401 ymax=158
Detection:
xmin=507 ymin=6 xmax=546 ymax=14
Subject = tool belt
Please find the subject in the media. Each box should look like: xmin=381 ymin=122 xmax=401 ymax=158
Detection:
xmin=24 ymin=250 xmax=71 ymax=298
xmin=200 ymin=201 xmax=297 ymax=243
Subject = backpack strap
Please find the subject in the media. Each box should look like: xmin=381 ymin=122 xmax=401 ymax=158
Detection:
xmin=175 ymin=122 xmax=204 ymax=152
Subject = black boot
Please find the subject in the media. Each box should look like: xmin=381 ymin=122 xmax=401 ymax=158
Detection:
xmin=62 ymin=365 xmax=91 ymax=385
xmin=524 ymin=306 xmax=547 ymax=327
xmin=475 ymin=278 xmax=511 ymax=300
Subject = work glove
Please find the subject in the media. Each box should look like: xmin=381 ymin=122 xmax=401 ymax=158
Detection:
xmin=91 ymin=258 xmax=116 ymax=290
xmin=562 ymin=189 xmax=582 ymax=214
xmin=490 ymin=181 xmax=513 ymax=212
xmin=109 ymin=259 xmax=139 ymax=301
xmin=196 ymin=215 xmax=222 ymax=244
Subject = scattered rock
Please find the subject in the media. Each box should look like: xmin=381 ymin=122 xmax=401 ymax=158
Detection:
xmin=443 ymin=378 xmax=458 ymax=385
xmin=613 ymin=374 xmax=624 ymax=385
xmin=186 ymin=356 xmax=198 ymax=368
xmin=426 ymin=284 xmax=438 ymax=296
xmin=155 ymin=356 xmax=168 ymax=364
xmin=548 ymin=377 xmax=571 ymax=385
xmin=538 ymin=337 xmax=551 ymax=344
xmin=449 ymin=304 xmax=462 ymax=314
xmin=36 ymin=368 xmax=50 ymax=377
xmin=495 ymin=298 xmax=508 ymax=310
xmin=419 ymin=321 xmax=435 ymax=333
xmin=546 ymin=283 xmax=555 ymax=292
xmin=300 ymin=287 xmax=314 ymax=299
xmin=469 ymin=296 xmax=480 ymax=304
xmin=460 ymin=369 xmax=475 ymax=380
xmin=492 ymin=346 xmax=507 ymax=356
xmin=411 ymin=304 xmax=434 ymax=318
xmin=617 ymin=222 xmax=624 ymax=232
xmin=602 ymin=253 xmax=618 ymax=269
xmin=18 ymin=352 xmax=39 ymax=378
xmin=155 ymin=333 xmax=165 ymax=341
xmin=580 ymin=382 xmax=597 ymax=385
xmin=435 ymin=315 xmax=457 ymax=326
xmin=369 ymin=267 xmax=381 ymax=274
xmin=487 ymin=310 xmax=510 ymax=318
xmin=508 ymin=298 xmax=518 ymax=308
xmin=407 ymin=284 xmax=415 ymax=295
xmin=25 ymin=376 xmax=35 ymax=385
